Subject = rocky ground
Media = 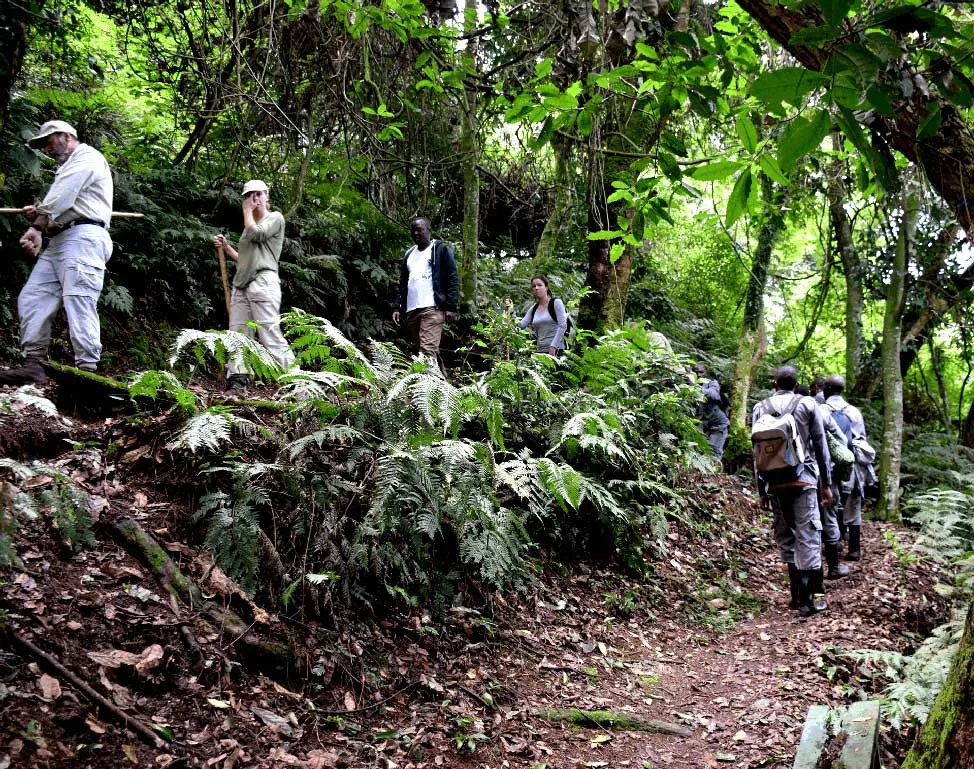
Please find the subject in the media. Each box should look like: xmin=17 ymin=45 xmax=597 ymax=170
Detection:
xmin=0 ymin=379 xmax=952 ymax=769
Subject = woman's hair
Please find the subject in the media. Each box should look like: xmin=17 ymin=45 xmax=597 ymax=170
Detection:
xmin=531 ymin=275 xmax=552 ymax=297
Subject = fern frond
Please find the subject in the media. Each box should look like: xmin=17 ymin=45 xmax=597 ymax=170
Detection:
xmin=167 ymin=408 xmax=260 ymax=453
xmin=170 ymin=328 xmax=282 ymax=380
xmin=0 ymin=386 xmax=61 ymax=417
xmin=128 ymin=370 xmax=200 ymax=412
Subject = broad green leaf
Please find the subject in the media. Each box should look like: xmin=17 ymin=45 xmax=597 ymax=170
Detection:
xmin=578 ymin=109 xmax=594 ymax=136
xmin=834 ymin=106 xmax=896 ymax=191
xmin=821 ymin=0 xmax=854 ymax=27
xmin=735 ymin=115 xmax=758 ymax=154
xmin=863 ymin=31 xmax=904 ymax=63
xmin=542 ymin=92 xmax=579 ymax=111
xmin=725 ymin=168 xmax=752 ymax=228
xmin=689 ymin=160 xmax=743 ymax=182
xmin=750 ymin=68 xmax=828 ymax=112
xmin=759 ymin=154 xmax=790 ymax=186
xmin=535 ymin=58 xmax=553 ymax=79
xmin=587 ymin=229 xmax=624 ymax=241
xmin=917 ymin=105 xmax=942 ymax=140
xmin=778 ymin=110 xmax=831 ymax=172
xmin=609 ymin=243 xmax=626 ymax=263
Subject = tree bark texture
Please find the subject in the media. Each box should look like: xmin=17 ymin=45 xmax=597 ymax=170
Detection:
xmin=874 ymin=183 xmax=915 ymax=522
xmin=737 ymin=0 xmax=974 ymax=237
xmin=0 ymin=0 xmax=41 ymax=129
xmin=458 ymin=0 xmax=480 ymax=314
xmin=729 ymin=175 xmax=781 ymax=432
xmin=901 ymin=600 xmax=974 ymax=769
xmin=827 ymin=136 xmax=865 ymax=392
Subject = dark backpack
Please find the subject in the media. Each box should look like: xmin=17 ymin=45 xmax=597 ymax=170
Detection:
xmin=828 ymin=405 xmax=855 ymax=449
xmin=528 ymin=298 xmax=574 ymax=347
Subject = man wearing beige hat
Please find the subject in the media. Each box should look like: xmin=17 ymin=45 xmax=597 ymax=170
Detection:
xmin=0 ymin=119 xmax=113 ymax=386
xmin=213 ymin=179 xmax=294 ymax=393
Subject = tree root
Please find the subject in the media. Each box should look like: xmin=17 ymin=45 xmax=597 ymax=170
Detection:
xmin=104 ymin=515 xmax=304 ymax=684
xmin=538 ymin=708 xmax=693 ymax=737
xmin=4 ymin=629 xmax=168 ymax=749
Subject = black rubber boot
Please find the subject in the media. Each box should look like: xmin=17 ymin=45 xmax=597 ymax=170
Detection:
xmin=787 ymin=564 xmax=800 ymax=609
xmin=845 ymin=525 xmax=862 ymax=561
xmin=797 ymin=570 xmax=828 ymax=617
xmin=0 ymin=357 xmax=49 ymax=386
xmin=228 ymin=373 xmax=250 ymax=394
xmin=825 ymin=543 xmax=850 ymax=579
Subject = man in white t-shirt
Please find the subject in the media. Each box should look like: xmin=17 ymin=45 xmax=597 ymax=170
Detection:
xmin=392 ymin=217 xmax=459 ymax=368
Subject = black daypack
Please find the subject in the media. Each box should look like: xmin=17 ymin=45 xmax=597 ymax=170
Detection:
xmin=828 ymin=405 xmax=855 ymax=449
xmin=527 ymin=298 xmax=574 ymax=346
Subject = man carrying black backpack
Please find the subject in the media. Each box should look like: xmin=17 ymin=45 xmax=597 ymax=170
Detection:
xmin=752 ymin=365 xmax=833 ymax=617
xmin=824 ymin=374 xmax=871 ymax=562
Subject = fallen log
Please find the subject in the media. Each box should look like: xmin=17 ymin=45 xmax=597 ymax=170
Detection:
xmin=105 ymin=515 xmax=303 ymax=684
xmin=538 ymin=707 xmax=692 ymax=737
xmin=4 ymin=629 xmax=168 ymax=749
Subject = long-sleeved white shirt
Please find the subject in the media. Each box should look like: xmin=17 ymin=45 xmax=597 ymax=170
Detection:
xmin=36 ymin=143 xmax=113 ymax=230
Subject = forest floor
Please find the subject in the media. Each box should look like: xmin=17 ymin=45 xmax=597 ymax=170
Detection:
xmin=0 ymin=376 xmax=952 ymax=769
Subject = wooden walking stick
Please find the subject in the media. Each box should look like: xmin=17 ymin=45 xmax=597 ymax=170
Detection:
xmin=0 ymin=208 xmax=145 ymax=218
xmin=215 ymin=243 xmax=232 ymax=315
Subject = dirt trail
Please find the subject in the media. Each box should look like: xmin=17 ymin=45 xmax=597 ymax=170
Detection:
xmin=0 ymin=402 xmax=947 ymax=769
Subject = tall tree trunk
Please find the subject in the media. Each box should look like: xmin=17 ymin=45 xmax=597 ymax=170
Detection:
xmin=901 ymin=598 xmax=974 ymax=769
xmin=874 ymin=182 xmax=916 ymax=522
xmin=535 ymin=139 xmax=576 ymax=263
xmin=729 ymin=174 xmax=782 ymax=432
xmin=827 ymin=135 xmax=865 ymax=391
xmin=0 ymin=0 xmax=41 ymax=129
xmin=457 ymin=0 xmax=480 ymax=313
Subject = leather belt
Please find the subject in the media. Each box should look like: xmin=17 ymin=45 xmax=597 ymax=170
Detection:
xmin=67 ymin=218 xmax=107 ymax=229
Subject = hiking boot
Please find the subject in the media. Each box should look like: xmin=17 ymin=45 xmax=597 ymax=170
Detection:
xmin=797 ymin=569 xmax=828 ymax=617
xmin=824 ymin=543 xmax=850 ymax=579
xmin=0 ymin=358 xmax=49 ymax=386
xmin=228 ymin=374 xmax=250 ymax=394
xmin=787 ymin=563 xmax=800 ymax=610
xmin=844 ymin=525 xmax=862 ymax=561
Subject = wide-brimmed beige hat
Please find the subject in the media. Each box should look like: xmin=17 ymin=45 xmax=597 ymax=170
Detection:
xmin=27 ymin=120 xmax=77 ymax=148
xmin=242 ymin=179 xmax=269 ymax=195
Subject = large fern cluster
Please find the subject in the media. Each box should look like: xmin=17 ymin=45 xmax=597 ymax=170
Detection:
xmin=149 ymin=311 xmax=708 ymax=612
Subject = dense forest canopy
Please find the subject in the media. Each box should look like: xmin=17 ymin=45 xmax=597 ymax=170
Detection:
xmin=5 ymin=1 xmax=974 ymax=765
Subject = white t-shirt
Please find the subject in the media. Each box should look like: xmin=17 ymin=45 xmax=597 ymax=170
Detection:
xmin=405 ymin=243 xmax=435 ymax=312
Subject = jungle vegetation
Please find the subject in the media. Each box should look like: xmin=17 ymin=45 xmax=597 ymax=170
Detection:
xmin=4 ymin=0 xmax=974 ymax=765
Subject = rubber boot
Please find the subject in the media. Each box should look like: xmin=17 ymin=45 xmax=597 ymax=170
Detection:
xmin=787 ymin=564 xmax=800 ymax=609
xmin=797 ymin=570 xmax=828 ymax=617
xmin=845 ymin=525 xmax=862 ymax=561
xmin=228 ymin=373 xmax=250 ymax=394
xmin=0 ymin=357 xmax=49 ymax=386
xmin=825 ymin=543 xmax=850 ymax=579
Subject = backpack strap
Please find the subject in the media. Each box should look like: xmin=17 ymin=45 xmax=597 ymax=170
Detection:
xmin=528 ymin=302 xmax=539 ymax=325
xmin=765 ymin=394 xmax=802 ymax=418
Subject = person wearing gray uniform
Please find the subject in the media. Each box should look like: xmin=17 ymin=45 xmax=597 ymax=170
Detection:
xmin=693 ymin=363 xmax=730 ymax=460
xmin=752 ymin=365 xmax=833 ymax=616
xmin=824 ymin=374 xmax=868 ymax=561
xmin=0 ymin=120 xmax=113 ymax=385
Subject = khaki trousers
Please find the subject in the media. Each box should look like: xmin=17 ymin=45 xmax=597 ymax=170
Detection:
xmin=405 ymin=307 xmax=445 ymax=359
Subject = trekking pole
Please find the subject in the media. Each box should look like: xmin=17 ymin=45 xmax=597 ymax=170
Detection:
xmin=215 ymin=243 xmax=232 ymax=316
xmin=0 ymin=208 xmax=145 ymax=218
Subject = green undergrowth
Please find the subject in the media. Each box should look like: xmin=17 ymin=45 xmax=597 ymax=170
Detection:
xmin=119 ymin=309 xmax=712 ymax=619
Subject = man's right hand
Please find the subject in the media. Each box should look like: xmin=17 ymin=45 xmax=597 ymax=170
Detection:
xmin=20 ymin=227 xmax=42 ymax=257
xmin=392 ymin=311 xmax=400 ymax=325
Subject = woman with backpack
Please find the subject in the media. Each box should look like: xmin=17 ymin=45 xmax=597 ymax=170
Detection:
xmin=515 ymin=275 xmax=569 ymax=355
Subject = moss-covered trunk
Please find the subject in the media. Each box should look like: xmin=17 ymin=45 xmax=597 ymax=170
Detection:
xmin=457 ymin=0 xmax=479 ymax=314
xmin=901 ymin=600 xmax=974 ymax=768
xmin=874 ymin=182 xmax=915 ymax=522
xmin=827 ymin=136 xmax=864 ymax=392
xmin=729 ymin=175 xmax=781 ymax=433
